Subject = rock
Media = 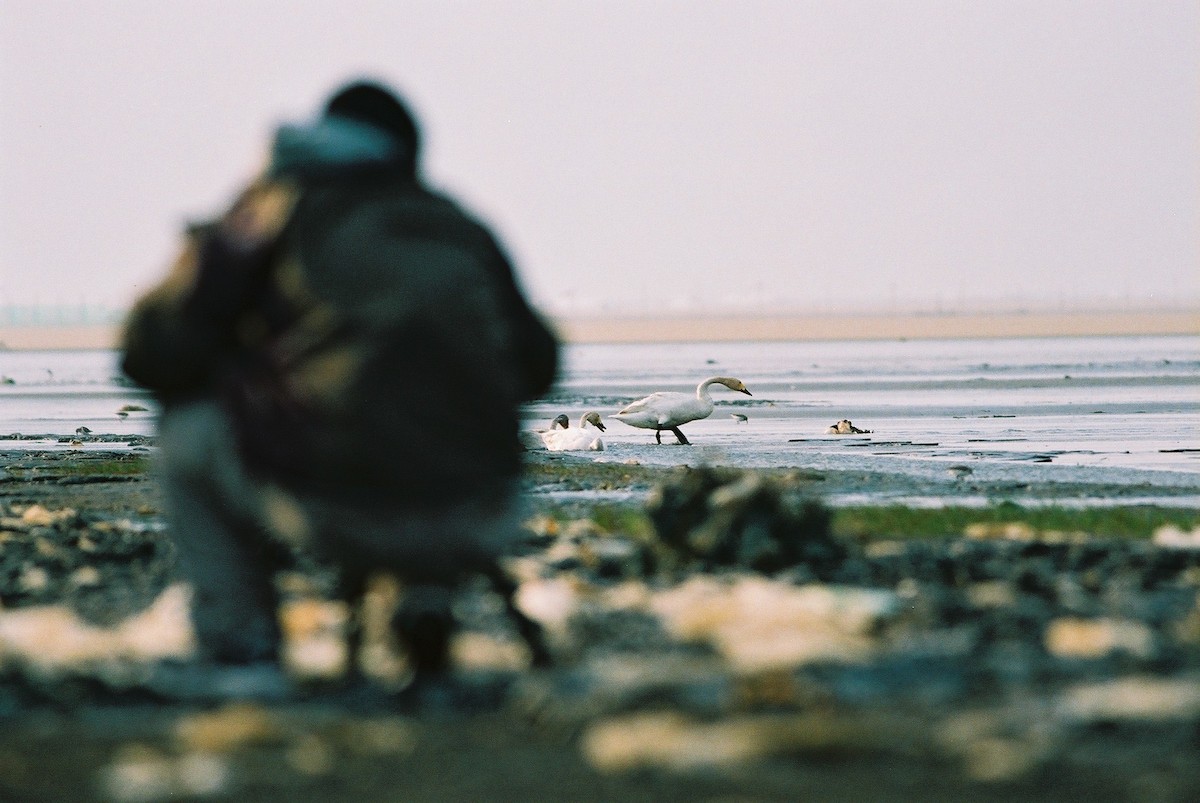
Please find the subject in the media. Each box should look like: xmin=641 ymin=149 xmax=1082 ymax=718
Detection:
xmin=965 ymin=522 xmax=1037 ymax=541
xmin=21 ymin=505 xmax=77 ymax=528
xmin=285 ymin=733 xmax=336 ymax=776
xmin=967 ymin=581 xmax=1018 ymax=610
xmin=513 ymin=652 xmax=732 ymax=725
xmin=450 ymin=631 xmax=530 ymax=672
xmin=1154 ymin=524 xmax=1200 ymax=550
xmin=337 ymin=718 xmax=417 ymax=756
xmin=577 ymin=536 xmax=646 ymax=579
xmin=1044 ymin=617 xmax=1155 ymax=660
xmin=1057 ymin=676 xmax=1200 ymax=723
xmin=651 ymin=576 xmax=898 ymax=672
xmin=645 ymin=467 xmax=841 ymax=574
xmin=581 ymin=710 xmax=918 ymax=773
xmin=98 ymin=745 xmax=183 ymax=803
xmin=17 ymin=566 xmax=49 ymax=594
xmin=0 ymin=584 xmax=196 ymax=672
xmin=68 ymin=566 xmax=102 ymax=588
xmin=174 ymin=702 xmax=284 ymax=753
xmin=279 ymin=598 xmax=350 ymax=680
xmin=101 ymin=749 xmax=233 ymax=801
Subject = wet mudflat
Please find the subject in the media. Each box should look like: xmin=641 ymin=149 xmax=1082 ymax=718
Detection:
xmin=1 ymin=448 xmax=1200 ymax=802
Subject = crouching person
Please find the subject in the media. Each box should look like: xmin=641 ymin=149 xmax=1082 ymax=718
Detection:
xmin=121 ymin=80 xmax=558 ymax=688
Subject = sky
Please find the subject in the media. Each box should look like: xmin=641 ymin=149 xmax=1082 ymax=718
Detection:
xmin=1 ymin=1 xmax=1197 ymax=318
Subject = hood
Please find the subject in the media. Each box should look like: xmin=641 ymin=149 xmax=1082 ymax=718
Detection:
xmin=268 ymin=116 xmax=406 ymax=180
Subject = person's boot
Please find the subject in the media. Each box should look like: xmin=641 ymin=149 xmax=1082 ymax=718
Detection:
xmin=392 ymin=585 xmax=456 ymax=676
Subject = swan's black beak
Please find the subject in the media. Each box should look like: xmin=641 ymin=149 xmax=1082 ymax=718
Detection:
xmin=595 ymin=420 xmax=607 ymax=432
xmin=741 ymin=389 xmax=753 ymax=396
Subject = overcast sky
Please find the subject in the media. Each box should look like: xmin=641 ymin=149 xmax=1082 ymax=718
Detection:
xmin=1 ymin=1 xmax=1196 ymax=317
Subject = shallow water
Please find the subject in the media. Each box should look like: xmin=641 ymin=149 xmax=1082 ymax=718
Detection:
xmin=528 ymin=335 xmax=1200 ymax=505
xmin=0 ymin=336 xmax=1196 ymax=503
xmin=0 ymin=349 xmax=155 ymax=444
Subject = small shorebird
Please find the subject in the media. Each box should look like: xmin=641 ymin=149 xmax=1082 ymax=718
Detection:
xmin=826 ymin=419 xmax=871 ymax=434
xmin=612 ymin=376 xmax=752 ymax=444
xmin=730 ymin=413 xmax=748 ymax=423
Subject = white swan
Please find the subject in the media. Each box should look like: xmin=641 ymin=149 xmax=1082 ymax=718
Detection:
xmin=611 ymin=376 xmax=752 ymax=444
xmin=518 ymin=414 xmax=569 ymax=450
xmin=541 ymin=412 xmax=606 ymax=452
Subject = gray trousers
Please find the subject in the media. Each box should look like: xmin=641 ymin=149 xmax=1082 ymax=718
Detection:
xmin=157 ymin=400 xmax=522 ymax=665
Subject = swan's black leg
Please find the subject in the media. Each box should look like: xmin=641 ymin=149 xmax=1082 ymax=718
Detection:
xmin=671 ymin=427 xmax=690 ymax=445
xmin=655 ymin=429 xmax=662 ymax=444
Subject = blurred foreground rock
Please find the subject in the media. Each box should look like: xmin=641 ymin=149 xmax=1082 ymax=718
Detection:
xmin=2 ymin=462 xmax=1200 ymax=801
xmin=645 ymin=466 xmax=843 ymax=574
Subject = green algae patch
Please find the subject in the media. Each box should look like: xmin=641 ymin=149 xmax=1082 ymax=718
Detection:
xmin=521 ymin=458 xmax=684 ymax=492
xmin=59 ymin=456 xmax=153 ymax=477
xmin=521 ymin=456 xmax=825 ymax=494
xmin=832 ymin=503 xmax=1200 ymax=542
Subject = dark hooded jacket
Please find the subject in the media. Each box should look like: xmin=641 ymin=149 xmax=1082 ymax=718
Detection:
xmin=122 ymin=84 xmax=558 ymax=509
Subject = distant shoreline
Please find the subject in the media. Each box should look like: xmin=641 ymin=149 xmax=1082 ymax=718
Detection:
xmin=556 ymin=308 xmax=1198 ymax=344
xmin=0 ymin=309 xmax=1195 ymax=350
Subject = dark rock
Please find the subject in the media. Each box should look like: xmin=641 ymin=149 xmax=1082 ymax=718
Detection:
xmin=645 ymin=467 xmax=843 ymax=575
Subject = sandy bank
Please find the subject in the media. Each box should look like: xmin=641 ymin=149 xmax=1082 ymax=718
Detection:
xmin=554 ymin=308 xmax=1200 ymax=344
xmin=0 ymin=308 xmax=1195 ymax=350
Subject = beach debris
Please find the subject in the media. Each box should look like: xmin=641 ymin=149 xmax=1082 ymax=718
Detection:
xmin=1153 ymin=524 xmax=1200 ymax=550
xmin=730 ymin=413 xmax=748 ymax=423
xmin=76 ymin=426 xmax=92 ymax=435
xmin=651 ymin=576 xmax=897 ymax=671
xmin=581 ymin=710 xmax=913 ymax=773
xmin=13 ymin=503 xmax=79 ymax=528
xmin=99 ymin=744 xmax=231 ymax=803
xmin=645 ymin=467 xmax=841 ymax=574
xmin=826 ymin=419 xmax=871 ymax=434
xmin=0 ymin=503 xmax=176 ymax=633
xmin=1044 ymin=617 xmax=1155 ymax=660
xmin=174 ymin=703 xmax=285 ymax=753
xmin=1056 ymin=676 xmax=1200 ymax=723
xmin=515 ymin=576 xmax=586 ymax=646
xmin=279 ymin=598 xmax=351 ymax=680
xmin=0 ymin=584 xmax=197 ymax=673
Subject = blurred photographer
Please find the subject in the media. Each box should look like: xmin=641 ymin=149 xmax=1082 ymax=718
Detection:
xmin=122 ymin=80 xmax=558 ymax=680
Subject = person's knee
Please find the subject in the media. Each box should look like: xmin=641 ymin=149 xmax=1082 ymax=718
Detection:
xmin=158 ymin=401 xmax=228 ymax=480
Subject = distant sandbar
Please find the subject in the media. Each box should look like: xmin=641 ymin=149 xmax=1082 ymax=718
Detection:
xmin=554 ymin=309 xmax=1199 ymax=344
xmin=0 ymin=309 xmax=1194 ymax=350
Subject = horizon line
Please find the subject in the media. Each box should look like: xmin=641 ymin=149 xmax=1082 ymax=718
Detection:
xmin=0 ymin=307 xmax=1195 ymax=350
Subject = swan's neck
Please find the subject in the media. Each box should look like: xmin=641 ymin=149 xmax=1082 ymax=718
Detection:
xmin=695 ymin=376 xmax=728 ymax=400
